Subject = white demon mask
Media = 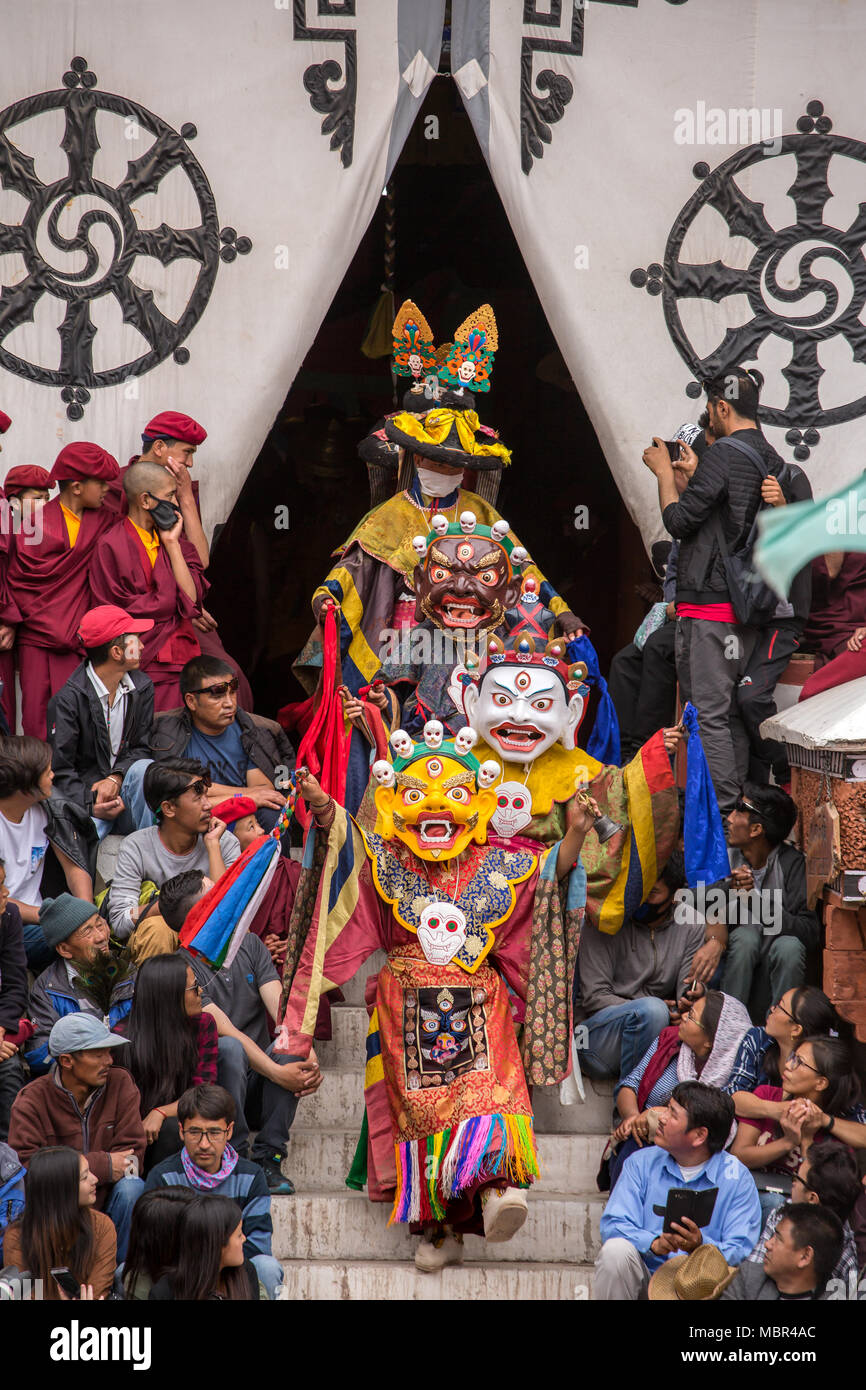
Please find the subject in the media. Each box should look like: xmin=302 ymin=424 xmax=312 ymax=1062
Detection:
xmin=417 ymin=902 xmax=468 ymax=965
xmin=490 ymin=781 xmax=533 ymax=838
xmin=463 ymin=665 xmax=585 ymax=762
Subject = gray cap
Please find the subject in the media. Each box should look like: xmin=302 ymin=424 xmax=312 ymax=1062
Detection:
xmin=48 ymin=1014 xmax=130 ymax=1058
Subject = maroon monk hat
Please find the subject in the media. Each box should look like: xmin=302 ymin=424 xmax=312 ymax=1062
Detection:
xmin=78 ymin=605 xmax=154 ymax=647
xmin=143 ymin=411 xmax=207 ymax=446
xmin=3 ymin=465 xmax=51 ymax=496
xmin=0 ymin=410 xmax=10 ymax=434
xmin=48 ymin=442 xmax=120 ymax=486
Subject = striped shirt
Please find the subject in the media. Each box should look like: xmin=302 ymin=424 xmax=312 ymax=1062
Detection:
xmin=749 ymin=1207 xmax=858 ymax=1284
xmin=617 ymin=1036 xmax=680 ymax=1109
xmin=143 ymin=1151 xmax=273 ymax=1256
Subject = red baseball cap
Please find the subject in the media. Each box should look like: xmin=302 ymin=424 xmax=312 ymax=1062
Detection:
xmin=143 ymin=411 xmax=207 ymax=446
xmin=212 ymin=795 xmax=258 ymax=827
xmin=0 ymin=411 xmax=11 ymax=434
xmin=78 ymin=605 xmax=154 ymax=647
xmin=3 ymin=465 xmax=51 ymax=496
xmin=48 ymin=442 xmax=119 ymax=486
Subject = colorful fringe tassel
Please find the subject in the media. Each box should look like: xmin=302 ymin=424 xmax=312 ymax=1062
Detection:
xmin=390 ymin=1113 xmax=539 ymax=1225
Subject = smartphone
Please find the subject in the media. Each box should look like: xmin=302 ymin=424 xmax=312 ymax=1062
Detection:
xmin=665 ymin=440 xmax=683 ymax=463
xmin=661 ymin=1186 xmax=719 ymax=1233
xmin=51 ymin=1267 xmax=81 ymax=1299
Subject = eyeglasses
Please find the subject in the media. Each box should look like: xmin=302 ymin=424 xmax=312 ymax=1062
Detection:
xmin=185 ymin=982 xmax=202 ymax=996
xmin=769 ymin=1000 xmax=796 ymax=1022
xmin=190 ymin=678 xmax=239 ymax=699
xmin=786 ymin=1052 xmax=823 ymax=1076
xmin=734 ymin=796 xmax=762 ymax=817
xmin=792 ymin=1172 xmax=818 ymax=1196
xmin=182 ymin=1126 xmax=227 ymax=1142
xmin=683 ymin=1006 xmax=706 ymax=1028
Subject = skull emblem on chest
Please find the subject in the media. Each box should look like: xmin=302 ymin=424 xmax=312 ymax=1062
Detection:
xmin=416 ymin=902 xmax=468 ymax=964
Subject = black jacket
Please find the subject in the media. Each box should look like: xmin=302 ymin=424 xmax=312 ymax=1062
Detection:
xmin=0 ymin=902 xmax=27 ymax=1032
xmin=151 ymin=707 xmax=295 ymax=784
xmin=47 ymin=663 xmax=154 ymax=813
xmin=43 ymin=793 xmax=99 ymax=889
xmin=663 ymin=428 xmax=786 ymax=606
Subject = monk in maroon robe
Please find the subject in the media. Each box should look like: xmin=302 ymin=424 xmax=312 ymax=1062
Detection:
xmin=109 ymin=409 xmax=253 ymax=709
xmin=7 ymin=442 xmax=119 ymax=736
xmin=90 ymin=460 xmax=206 ymax=712
xmin=0 ymin=413 xmax=22 ymax=729
xmin=799 ymin=552 xmax=866 ymax=702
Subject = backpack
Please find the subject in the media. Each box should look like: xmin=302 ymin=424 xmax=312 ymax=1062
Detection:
xmin=711 ymin=436 xmax=781 ymax=627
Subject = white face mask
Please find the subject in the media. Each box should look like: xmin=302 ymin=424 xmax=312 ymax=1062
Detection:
xmin=416 ymin=465 xmax=462 ymax=498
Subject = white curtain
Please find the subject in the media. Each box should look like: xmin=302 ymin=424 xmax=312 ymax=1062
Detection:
xmin=0 ymin=0 xmax=444 ymax=536
xmin=451 ymin=0 xmax=866 ymax=547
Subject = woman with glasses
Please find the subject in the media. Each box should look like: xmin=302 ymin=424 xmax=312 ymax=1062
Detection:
xmin=124 ymin=953 xmax=218 ymax=1172
xmin=606 ymin=987 xmax=751 ymax=1188
xmin=723 ymin=985 xmax=853 ymax=1095
xmin=731 ymin=1035 xmax=865 ymax=1218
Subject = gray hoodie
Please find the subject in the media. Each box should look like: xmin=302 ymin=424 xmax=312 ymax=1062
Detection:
xmin=573 ymin=906 xmax=704 ymax=1024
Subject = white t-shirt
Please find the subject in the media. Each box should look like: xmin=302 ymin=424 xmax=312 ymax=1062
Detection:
xmin=0 ymin=805 xmax=50 ymax=907
xmin=675 ymin=1161 xmax=708 ymax=1184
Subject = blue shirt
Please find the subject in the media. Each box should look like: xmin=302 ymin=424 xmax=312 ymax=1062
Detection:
xmin=600 ymin=1144 xmax=762 ymax=1273
xmin=185 ymin=719 xmax=253 ymax=788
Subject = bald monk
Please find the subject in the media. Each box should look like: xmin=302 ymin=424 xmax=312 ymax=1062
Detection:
xmin=7 ymin=442 xmax=119 ymax=736
xmin=90 ymin=460 xmax=206 ymax=712
xmin=123 ymin=410 xmax=253 ymax=709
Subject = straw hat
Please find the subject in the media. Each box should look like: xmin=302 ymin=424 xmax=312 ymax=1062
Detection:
xmin=648 ymin=1245 xmax=739 ymax=1301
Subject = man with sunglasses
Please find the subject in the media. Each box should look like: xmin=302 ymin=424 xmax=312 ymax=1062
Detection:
xmin=106 ymin=757 xmax=240 ymax=943
xmin=151 ymin=655 xmax=294 ymax=833
xmin=719 ymin=782 xmax=818 ymax=1016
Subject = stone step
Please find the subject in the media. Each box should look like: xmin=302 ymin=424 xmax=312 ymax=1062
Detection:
xmin=271 ymin=1190 xmax=604 ymax=1263
xmin=299 ymin=1064 xmax=616 ymax=1136
xmin=286 ymin=1127 xmax=607 ymax=1195
xmin=316 ymin=1004 xmax=369 ymax=1067
xmin=277 ymin=1258 xmax=595 ymax=1300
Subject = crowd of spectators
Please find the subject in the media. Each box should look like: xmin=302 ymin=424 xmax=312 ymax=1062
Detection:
xmin=0 ymin=380 xmax=865 ymax=1306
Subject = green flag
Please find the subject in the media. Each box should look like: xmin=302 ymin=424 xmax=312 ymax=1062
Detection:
xmin=754 ymin=472 xmax=866 ymax=599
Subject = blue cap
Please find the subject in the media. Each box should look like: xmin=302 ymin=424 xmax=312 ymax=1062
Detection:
xmin=48 ymin=1014 xmax=129 ymax=1057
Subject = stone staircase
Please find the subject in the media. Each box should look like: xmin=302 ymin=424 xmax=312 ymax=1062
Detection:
xmin=273 ymin=953 xmax=613 ymax=1299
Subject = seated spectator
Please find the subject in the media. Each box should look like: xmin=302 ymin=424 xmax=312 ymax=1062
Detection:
xmin=8 ymin=1016 xmax=145 ymax=1261
xmin=212 ymin=797 xmax=300 ymax=968
xmin=148 ymin=1191 xmax=261 ymax=1301
xmin=2 ymin=1146 xmax=116 ymax=1300
xmin=573 ymin=853 xmax=704 ymax=1083
xmin=124 ymin=954 xmax=219 ymax=1172
xmin=107 ymin=758 xmax=240 ymax=943
xmin=798 ymin=551 xmax=866 ymax=703
xmin=119 ymin=1186 xmax=196 ymax=1300
xmin=719 ymin=784 xmax=818 ymax=1018
xmin=595 ymin=1081 xmax=762 ymax=1299
xmin=731 ymin=1037 xmax=865 ymax=1216
xmin=722 ymin=1203 xmax=843 ymax=1301
xmin=0 ymin=735 xmax=97 ymax=970
xmin=610 ymin=989 xmax=751 ymax=1187
xmin=169 ymin=871 xmax=319 ymax=1192
xmin=0 ymin=1139 xmax=25 ymax=1233
xmin=124 ymin=868 xmax=214 ymax=964
xmin=747 ymin=1142 xmax=862 ymax=1290
xmin=151 ymin=655 xmax=294 ymax=832
xmin=47 ymin=604 xmax=155 ymax=840
xmin=723 ymin=987 xmax=860 ymax=1115
xmin=143 ymin=1083 xmax=281 ymax=1299
xmin=801 ymin=552 xmax=866 ymax=662
xmin=0 ymin=862 xmax=27 ymax=1139
xmin=25 ymin=895 xmax=134 ymax=1073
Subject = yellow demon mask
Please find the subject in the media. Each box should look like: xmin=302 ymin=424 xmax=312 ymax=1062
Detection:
xmin=371 ymin=722 xmax=501 ymax=861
